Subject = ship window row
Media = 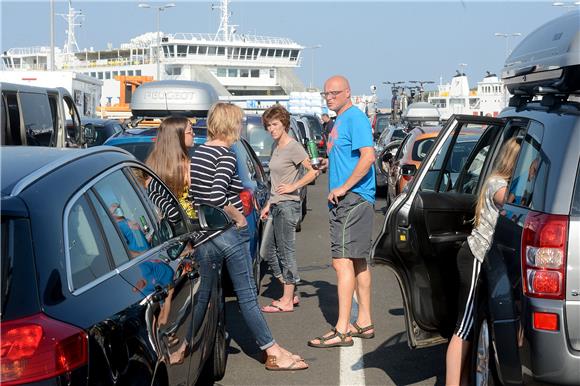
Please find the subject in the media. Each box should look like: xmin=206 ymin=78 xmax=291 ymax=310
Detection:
xmin=163 ymin=45 xmax=299 ymax=61
xmin=82 ymin=69 xmax=143 ymax=80
xmin=214 ymin=68 xmax=275 ymax=79
xmin=480 ymin=85 xmax=503 ymax=94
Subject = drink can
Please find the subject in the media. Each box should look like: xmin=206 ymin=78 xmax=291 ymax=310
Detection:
xmin=307 ymin=140 xmax=320 ymax=167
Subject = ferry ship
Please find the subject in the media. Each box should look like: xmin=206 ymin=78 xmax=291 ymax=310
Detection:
xmin=1 ymin=0 xmax=306 ymax=111
xmin=428 ymin=70 xmax=508 ymax=120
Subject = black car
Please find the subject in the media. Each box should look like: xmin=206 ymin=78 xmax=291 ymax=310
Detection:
xmin=0 ymin=146 xmax=229 ymax=385
xmin=373 ymin=11 xmax=580 ymax=385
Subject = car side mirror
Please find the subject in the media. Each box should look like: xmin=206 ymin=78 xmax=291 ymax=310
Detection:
xmin=83 ymin=123 xmax=96 ymax=145
xmin=400 ymin=164 xmax=417 ymax=176
xmin=377 ymin=148 xmax=392 ymax=176
xmin=197 ymin=203 xmax=232 ymax=230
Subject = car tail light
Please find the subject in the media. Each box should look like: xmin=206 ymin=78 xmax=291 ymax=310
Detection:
xmin=318 ymin=140 xmax=324 ymax=147
xmin=0 ymin=313 xmax=88 ymax=385
xmin=533 ymin=312 xmax=559 ymax=331
xmin=521 ymin=212 xmax=568 ymax=300
xmin=239 ymin=189 xmax=254 ymax=216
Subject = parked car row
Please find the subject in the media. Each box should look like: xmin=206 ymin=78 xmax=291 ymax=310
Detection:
xmin=373 ymin=11 xmax=580 ymax=385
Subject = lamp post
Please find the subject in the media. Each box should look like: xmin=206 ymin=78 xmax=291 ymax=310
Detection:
xmin=494 ymin=32 xmax=522 ymax=58
xmin=138 ymin=2 xmax=176 ymax=80
xmin=304 ymin=44 xmax=322 ymax=90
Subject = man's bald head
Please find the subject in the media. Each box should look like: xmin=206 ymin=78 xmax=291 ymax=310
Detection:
xmin=323 ymin=75 xmax=353 ymax=115
xmin=324 ymin=75 xmax=351 ymax=92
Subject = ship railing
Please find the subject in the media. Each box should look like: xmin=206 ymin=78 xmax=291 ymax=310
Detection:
xmin=167 ymin=33 xmax=301 ymax=47
xmin=5 ymin=46 xmax=52 ymax=56
xmin=69 ymin=56 xmax=153 ymax=68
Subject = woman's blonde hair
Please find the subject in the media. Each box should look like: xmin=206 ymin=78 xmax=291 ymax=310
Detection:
xmin=474 ymin=136 xmax=521 ymax=226
xmin=207 ymin=102 xmax=243 ymax=145
xmin=145 ymin=116 xmax=190 ymax=197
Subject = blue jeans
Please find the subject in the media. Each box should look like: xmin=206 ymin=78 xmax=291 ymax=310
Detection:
xmin=262 ymin=200 xmax=301 ymax=285
xmin=195 ymin=226 xmax=275 ymax=350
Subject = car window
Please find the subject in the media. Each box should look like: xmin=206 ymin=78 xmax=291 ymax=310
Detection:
xmin=392 ymin=129 xmax=406 ymax=140
xmin=420 ymin=123 xmax=486 ymax=192
xmin=67 ymin=195 xmax=113 ymax=289
xmin=376 ymin=116 xmax=389 ymax=133
xmin=92 ymin=169 xmax=156 ymax=259
xmin=4 ymin=93 xmax=22 ymax=145
xmin=19 ymin=92 xmax=54 ymax=146
xmin=232 ymin=141 xmax=258 ymax=189
xmin=507 ymin=121 xmax=546 ymax=208
xmin=247 ymin=121 xmax=274 ymax=158
xmin=127 ymin=166 xmax=190 ymax=239
xmin=115 ymin=142 xmax=154 ymax=162
xmin=302 ymin=116 xmax=323 ymax=137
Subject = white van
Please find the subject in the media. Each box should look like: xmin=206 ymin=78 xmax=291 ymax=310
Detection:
xmin=1 ymin=82 xmax=88 ymax=147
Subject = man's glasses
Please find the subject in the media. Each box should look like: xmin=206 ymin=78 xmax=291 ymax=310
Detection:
xmin=320 ymin=90 xmax=345 ymax=99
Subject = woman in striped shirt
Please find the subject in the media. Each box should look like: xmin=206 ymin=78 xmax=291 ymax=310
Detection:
xmin=190 ymin=103 xmax=308 ymax=371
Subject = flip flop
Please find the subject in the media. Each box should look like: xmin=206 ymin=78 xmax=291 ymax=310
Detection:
xmin=261 ymin=303 xmax=293 ymax=313
xmin=265 ymin=356 xmax=308 ymax=371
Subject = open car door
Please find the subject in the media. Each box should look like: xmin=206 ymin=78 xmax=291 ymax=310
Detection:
xmin=373 ymin=114 xmax=505 ymax=348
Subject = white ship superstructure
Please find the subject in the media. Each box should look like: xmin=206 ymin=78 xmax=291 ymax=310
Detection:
xmin=2 ymin=0 xmax=306 ymax=107
xmin=428 ymin=71 xmax=508 ymax=120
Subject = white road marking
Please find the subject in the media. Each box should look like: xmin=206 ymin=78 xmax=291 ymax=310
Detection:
xmin=340 ymin=295 xmax=365 ymax=386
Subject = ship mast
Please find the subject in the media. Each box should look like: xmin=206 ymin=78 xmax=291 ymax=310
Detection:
xmin=212 ymin=0 xmax=236 ymax=41
xmin=58 ymin=0 xmax=83 ymax=63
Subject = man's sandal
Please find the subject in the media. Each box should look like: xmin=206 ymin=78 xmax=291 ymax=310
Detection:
xmin=307 ymin=328 xmax=354 ymax=348
xmin=350 ymin=322 xmax=375 ymax=339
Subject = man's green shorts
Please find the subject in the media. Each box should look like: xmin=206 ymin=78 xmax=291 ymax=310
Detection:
xmin=329 ymin=191 xmax=374 ymax=260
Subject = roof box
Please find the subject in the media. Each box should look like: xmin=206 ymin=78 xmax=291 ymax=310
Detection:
xmin=402 ymin=102 xmax=441 ymax=122
xmin=502 ymin=10 xmax=580 ymax=95
xmin=131 ymin=80 xmax=218 ymax=118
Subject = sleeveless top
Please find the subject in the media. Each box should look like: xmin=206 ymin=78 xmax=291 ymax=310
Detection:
xmin=467 ymin=176 xmax=508 ymax=262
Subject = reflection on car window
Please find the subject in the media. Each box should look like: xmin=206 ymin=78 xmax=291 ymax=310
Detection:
xmin=127 ymin=167 xmax=189 ymax=239
xmin=507 ymin=121 xmax=546 ymax=208
xmin=19 ymin=93 xmax=54 ymax=146
xmin=247 ymin=123 xmax=274 ymax=158
xmin=232 ymin=141 xmax=257 ymax=189
xmin=88 ymin=190 xmax=130 ymax=267
xmin=67 ymin=195 xmax=112 ymax=289
xmin=92 ymin=170 xmax=155 ymax=259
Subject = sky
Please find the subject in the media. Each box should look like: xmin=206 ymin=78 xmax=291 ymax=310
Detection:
xmin=0 ymin=1 xmax=573 ymax=105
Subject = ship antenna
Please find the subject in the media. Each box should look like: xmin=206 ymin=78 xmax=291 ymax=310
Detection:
xmin=58 ymin=0 xmax=84 ymax=58
xmin=212 ymin=0 xmax=232 ymax=41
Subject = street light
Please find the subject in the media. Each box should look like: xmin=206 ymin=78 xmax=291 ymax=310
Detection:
xmin=138 ymin=2 xmax=176 ymax=80
xmin=494 ymin=32 xmax=522 ymax=58
xmin=304 ymin=44 xmax=322 ymax=90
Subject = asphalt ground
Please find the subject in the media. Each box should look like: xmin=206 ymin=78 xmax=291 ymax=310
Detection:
xmin=217 ymin=173 xmax=446 ymax=386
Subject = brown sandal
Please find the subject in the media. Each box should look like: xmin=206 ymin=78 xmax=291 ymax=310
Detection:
xmin=351 ymin=322 xmax=375 ymax=339
xmin=307 ymin=328 xmax=353 ymax=348
xmin=265 ymin=355 xmax=308 ymax=371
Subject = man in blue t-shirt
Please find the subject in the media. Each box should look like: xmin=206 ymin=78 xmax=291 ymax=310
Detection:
xmin=308 ymin=75 xmax=376 ymax=348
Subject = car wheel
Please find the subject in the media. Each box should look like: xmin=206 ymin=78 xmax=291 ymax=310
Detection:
xmin=473 ymin=315 xmax=499 ymax=386
xmin=199 ymin=297 xmax=228 ymax=383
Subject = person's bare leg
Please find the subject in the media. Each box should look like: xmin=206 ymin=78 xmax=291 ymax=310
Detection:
xmin=351 ymin=259 xmax=373 ymax=333
xmin=274 ymin=283 xmax=295 ymax=310
xmin=446 ymin=334 xmax=471 ymax=385
xmin=309 ymin=258 xmax=355 ymax=345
